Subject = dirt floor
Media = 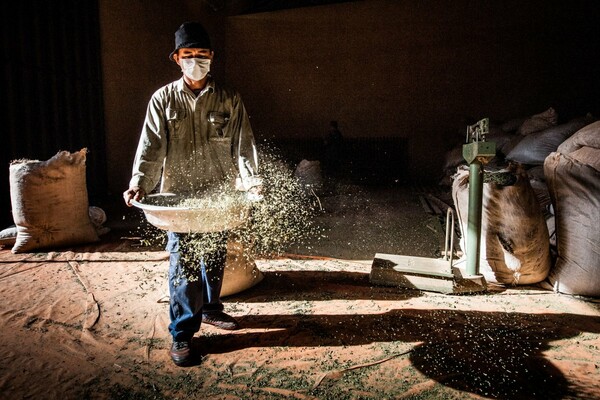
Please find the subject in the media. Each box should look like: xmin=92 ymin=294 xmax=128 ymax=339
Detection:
xmin=1 ymin=183 xmax=599 ymax=400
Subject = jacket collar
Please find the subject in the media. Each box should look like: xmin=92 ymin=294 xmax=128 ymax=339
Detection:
xmin=177 ymin=76 xmax=215 ymax=95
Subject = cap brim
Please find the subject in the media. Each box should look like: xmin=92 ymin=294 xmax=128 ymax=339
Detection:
xmin=169 ymin=42 xmax=211 ymax=61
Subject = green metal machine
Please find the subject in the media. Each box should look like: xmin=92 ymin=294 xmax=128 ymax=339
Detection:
xmin=370 ymin=118 xmax=494 ymax=294
xmin=462 ymin=118 xmax=495 ymax=278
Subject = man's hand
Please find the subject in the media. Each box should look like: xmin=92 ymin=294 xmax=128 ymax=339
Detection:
xmin=123 ymin=186 xmax=146 ymax=207
xmin=247 ymin=185 xmax=263 ymax=202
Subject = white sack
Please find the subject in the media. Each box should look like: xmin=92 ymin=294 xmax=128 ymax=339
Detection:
xmin=544 ymin=136 xmax=600 ymax=296
xmin=221 ymin=239 xmax=264 ymax=297
xmin=293 ymin=159 xmax=323 ymax=189
xmin=558 ymin=120 xmax=600 ymax=155
xmin=0 ymin=226 xmax=17 ymax=247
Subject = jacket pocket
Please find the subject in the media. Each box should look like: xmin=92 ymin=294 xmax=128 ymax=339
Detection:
xmin=167 ymin=107 xmax=187 ymax=139
xmin=207 ymin=111 xmax=230 ymax=138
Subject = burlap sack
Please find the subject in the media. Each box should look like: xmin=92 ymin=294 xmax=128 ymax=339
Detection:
xmin=544 ymin=126 xmax=600 ymax=296
xmin=557 ymin=120 xmax=600 ymax=159
xmin=9 ymin=149 xmax=100 ymax=253
xmin=452 ymin=166 xmax=551 ymax=285
xmin=221 ymin=239 xmax=264 ymax=297
xmin=517 ymin=107 xmax=558 ymax=136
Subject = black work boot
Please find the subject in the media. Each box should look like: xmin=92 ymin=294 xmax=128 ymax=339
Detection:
xmin=169 ymin=340 xmax=193 ymax=366
xmin=202 ymin=311 xmax=240 ymax=330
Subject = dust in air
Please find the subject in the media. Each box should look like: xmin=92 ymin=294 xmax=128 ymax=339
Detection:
xmin=134 ymin=146 xmax=325 ymax=280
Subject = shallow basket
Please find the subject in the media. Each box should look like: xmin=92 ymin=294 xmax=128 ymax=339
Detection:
xmin=131 ymin=193 xmax=250 ymax=233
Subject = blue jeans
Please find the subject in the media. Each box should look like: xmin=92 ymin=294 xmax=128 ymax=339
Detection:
xmin=166 ymin=231 xmax=228 ymax=341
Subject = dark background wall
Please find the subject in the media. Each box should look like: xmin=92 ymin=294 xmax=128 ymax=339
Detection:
xmin=99 ymin=0 xmax=229 ymax=208
xmin=101 ymin=0 xmax=600 ymax=198
xmin=224 ymin=0 xmax=600 ymax=181
xmin=2 ymin=0 xmax=599 ymax=228
xmin=1 ymin=0 xmax=106 ymax=228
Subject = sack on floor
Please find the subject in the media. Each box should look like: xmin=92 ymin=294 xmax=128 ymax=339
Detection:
xmin=9 ymin=149 xmax=100 ymax=253
xmin=452 ymin=165 xmax=551 ymax=285
xmin=544 ymin=122 xmax=600 ymax=297
xmin=293 ymin=159 xmax=323 ymax=190
xmin=221 ymin=239 xmax=264 ymax=297
xmin=0 ymin=226 xmax=17 ymax=247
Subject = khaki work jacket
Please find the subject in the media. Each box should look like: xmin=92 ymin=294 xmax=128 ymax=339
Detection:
xmin=130 ymin=77 xmax=261 ymax=195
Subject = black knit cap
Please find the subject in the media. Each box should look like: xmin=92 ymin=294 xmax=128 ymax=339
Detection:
xmin=169 ymin=22 xmax=211 ymax=61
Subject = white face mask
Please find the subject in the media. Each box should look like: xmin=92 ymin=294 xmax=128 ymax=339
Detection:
xmin=181 ymin=58 xmax=211 ymax=81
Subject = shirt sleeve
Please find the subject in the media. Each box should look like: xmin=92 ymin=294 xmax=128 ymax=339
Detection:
xmin=229 ymin=92 xmax=262 ymax=191
xmin=129 ymin=92 xmax=167 ymax=194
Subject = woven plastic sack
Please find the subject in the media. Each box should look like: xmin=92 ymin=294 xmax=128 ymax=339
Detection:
xmin=9 ymin=149 xmax=99 ymax=253
xmin=558 ymin=120 xmax=600 ymax=158
xmin=0 ymin=226 xmax=17 ymax=247
xmin=544 ymin=148 xmax=600 ymax=295
xmin=221 ymin=239 xmax=264 ymax=297
xmin=452 ymin=166 xmax=551 ymax=285
xmin=293 ymin=159 xmax=323 ymax=190
xmin=506 ymin=117 xmax=593 ymax=165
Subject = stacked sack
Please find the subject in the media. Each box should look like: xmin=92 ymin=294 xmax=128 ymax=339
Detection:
xmin=544 ymin=121 xmax=600 ymax=297
xmin=447 ymin=108 xmax=599 ymax=295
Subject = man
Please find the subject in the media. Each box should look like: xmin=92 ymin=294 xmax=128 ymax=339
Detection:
xmin=323 ymin=120 xmax=344 ymax=176
xmin=123 ymin=22 xmax=262 ymax=366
